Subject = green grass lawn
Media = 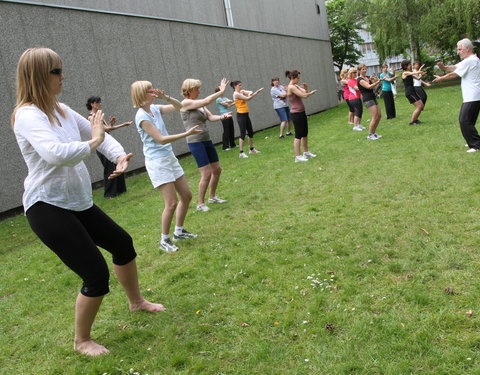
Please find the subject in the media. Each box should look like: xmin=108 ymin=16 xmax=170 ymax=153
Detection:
xmin=3 ymin=84 xmax=480 ymax=375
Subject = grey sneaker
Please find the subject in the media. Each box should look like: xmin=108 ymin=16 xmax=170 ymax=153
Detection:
xmin=304 ymin=151 xmax=317 ymax=158
xmin=208 ymin=196 xmax=227 ymax=204
xmin=160 ymin=238 xmax=179 ymax=252
xmin=196 ymin=204 xmax=210 ymax=212
xmin=173 ymin=229 xmax=198 ymax=241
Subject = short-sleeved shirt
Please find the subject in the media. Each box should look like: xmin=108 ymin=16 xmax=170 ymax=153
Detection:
xmin=455 ymin=54 xmax=480 ymax=103
xmin=348 ymin=78 xmax=361 ymax=99
xmin=357 ymin=77 xmax=376 ymax=101
xmin=180 ymin=108 xmax=211 ymax=143
xmin=216 ymin=97 xmax=233 ymax=115
xmin=380 ymin=73 xmax=392 ymax=91
xmin=135 ymin=104 xmax=173 ymax=160
xmin=270 ymin=86 xmax=289 ymax=109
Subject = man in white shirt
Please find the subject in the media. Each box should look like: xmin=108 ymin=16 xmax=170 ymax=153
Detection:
xmin=434 ymin=38 xmax=480 ymax=152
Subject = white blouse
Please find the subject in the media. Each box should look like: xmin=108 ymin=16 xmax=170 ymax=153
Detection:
xmin=14 ymin=104 xmax=126 ymax=212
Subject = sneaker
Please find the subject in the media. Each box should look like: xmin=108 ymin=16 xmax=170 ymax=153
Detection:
xmin=374 ymin=133 xmax=382 ymax=139
xmin=208 ymin=196 xmax=227 ymax=203
xmin=279 ymin=135 xmax=285 ymax=139
xmin=466 ymin=148 xmax=478 ymax=153
xmin=367 ymin=134 xmax=379 ymax=140
xmin=249 ymin=148 xmax=261 ymax=154
xmin=295 ymin=155 xmax=309 ymax=162
xmin=173 ymin=229 xmax=198 ymax=241
xmin=286 ymin=132 xmax=293 ymax=136
xmin=196 ymin=204 xmax=210 ymax=212
xmin=415 ymin=120 xmax=423 ymax=124
xmin=159 ymin=238 xmax=179 ymax=253
xmin=239 ymin=152 xmax=249 ymax=158
xmin=359 ymin=125 xmax=366 ymax=130
xmin=408 ymin=121 xmax=420 ymax=125
xmin=304 ymin=151 xmax=317 ymax=158
xmin=352 ymin=125 xmax=363 ymax=131
xmin=223 ymin=148 xmax=231 ymax=151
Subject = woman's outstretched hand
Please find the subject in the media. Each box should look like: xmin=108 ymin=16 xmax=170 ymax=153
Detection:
xmin=109 ymin=153 xmax=133 ymax=179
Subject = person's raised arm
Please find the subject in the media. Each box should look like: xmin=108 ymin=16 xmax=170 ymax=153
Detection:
xmin=358 ymin=77 xmax=381 ymax=90
xmin=437 ymin=61 xmax=457 ymax=73
xmin=147 ymin=89 xmax=182 ymax=114
xmin=288 ymin=84 xmax=316 ymax=98
xmin=182 ymin=78 xmax=230 ymax=110
xmin=140 ymin=119 xmax=202 ymax=145
xmin=204 ymin=106 xmax=232 ymax=122
xmin=433 ymin=71 xmax=460 ymax=83
xmin=233 ymin=87 xmax=264 ymax=101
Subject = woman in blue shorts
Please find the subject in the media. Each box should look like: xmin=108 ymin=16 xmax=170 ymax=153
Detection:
xmin=270 ymin=77 xmax=292 ymax=138
xmin=181 ymin=78 xmax=232 ymax=212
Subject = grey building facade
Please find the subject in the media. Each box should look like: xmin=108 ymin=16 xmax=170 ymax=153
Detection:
xmin=0 ymin=0 xmax=337 ymax=214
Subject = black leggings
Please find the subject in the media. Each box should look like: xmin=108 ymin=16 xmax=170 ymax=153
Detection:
xmin=291 ymin=111 xmax=309 ymax=139
xmin=26 ymin=202 xmax=137 ymax=297
xmin=236 ymin=112 xmax=254 ymax=139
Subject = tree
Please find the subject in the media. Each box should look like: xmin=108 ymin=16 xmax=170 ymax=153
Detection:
xmin=326 ymin=0 xmax=364 ymax=71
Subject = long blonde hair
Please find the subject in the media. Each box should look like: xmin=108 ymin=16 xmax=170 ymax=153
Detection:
xmin=11 ymin=47 xmax=64 ymax=128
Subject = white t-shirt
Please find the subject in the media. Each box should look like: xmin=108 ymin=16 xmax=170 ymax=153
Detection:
xmin=455 ymin=54 xmax=480 ymax=102
xmin=14 ymin=104 xmax=126 ymax=212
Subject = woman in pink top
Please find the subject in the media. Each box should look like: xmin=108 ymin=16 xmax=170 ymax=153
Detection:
xmin=286 ymin=70 xmax=317 ymax=163
xmin=347 ymin=67 xmax=365 ymax=131
xmin=340 ymin=69 xmax=354 ymax=126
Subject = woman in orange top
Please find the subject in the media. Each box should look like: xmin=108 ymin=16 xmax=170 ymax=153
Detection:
xmin=230 ymin=80 xmax=264 ymax=158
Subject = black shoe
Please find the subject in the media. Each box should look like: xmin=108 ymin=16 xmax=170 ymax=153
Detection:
xmin=286 ymin=132 xmax=293 ymax=136
xmin=279 ymin=135 xmax=285 ymax=139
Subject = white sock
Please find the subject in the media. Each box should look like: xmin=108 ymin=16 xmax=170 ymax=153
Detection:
xmin=174 ymin=226 xmax=183 ymax=235
xmin=161 ymin=234 xmax=170 ymax=241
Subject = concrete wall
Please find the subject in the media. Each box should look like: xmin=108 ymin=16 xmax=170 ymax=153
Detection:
xmin=19 ymin=0 xmax=329 ymax=40
xmin=0 ymin=1 xmax=337 ymax=213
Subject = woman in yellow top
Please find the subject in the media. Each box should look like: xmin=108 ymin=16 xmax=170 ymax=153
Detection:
xmin=230 ymin=80 xmax=264 ymax=158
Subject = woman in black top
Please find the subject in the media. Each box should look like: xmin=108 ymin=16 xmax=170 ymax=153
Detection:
xmin=401 ymin=59 xmax=426 ymax=125
xmin=357 ymin=64 xmax=383 ymax=140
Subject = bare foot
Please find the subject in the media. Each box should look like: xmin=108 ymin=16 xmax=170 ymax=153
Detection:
xmin=129 ymin=299 xmax=166 ymax=312
xmin=74 ymin=339 xmax=109 ymax=356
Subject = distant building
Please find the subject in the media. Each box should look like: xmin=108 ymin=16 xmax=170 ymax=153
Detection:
xmin=356 ymin=29 xmax=403 ymax=75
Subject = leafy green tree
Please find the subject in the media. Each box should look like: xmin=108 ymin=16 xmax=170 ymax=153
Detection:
xmin=421 ymin=0 xmax=480 ymax=56
xmin=326 ymin=0 xmax=364 ymax=71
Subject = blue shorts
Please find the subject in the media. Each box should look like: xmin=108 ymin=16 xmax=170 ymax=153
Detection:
xmin=188 ymin=140 xmax=219 ymax=168
xmin=275 ymin=107 xmax=291 ymax=122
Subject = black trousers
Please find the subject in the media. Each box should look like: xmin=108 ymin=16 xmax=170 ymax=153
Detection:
xmin=382 ymin=91 xmax=396 ymax=119
xmin=460 ymin=101 xmax=480 ymax=149
xmin=96 ymin=151 xmax=126 ymax=198
xmin=26 ymin=202 xmax=137 ymax=297
xmin=221 ymin=117 xmax=236 ymax=149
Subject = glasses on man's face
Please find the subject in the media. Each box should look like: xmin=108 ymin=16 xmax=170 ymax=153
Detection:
xmin=50 ymin=68 xmax=63 ymax=75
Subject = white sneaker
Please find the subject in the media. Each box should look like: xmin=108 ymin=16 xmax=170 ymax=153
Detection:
xmin=466 ymin=148 xmax=478 ymax=153
xmin=295 ymin=155 xmax=309 ymax=162
xmin=304 ymin=151 xmax=317 ymax=158
xmin=159 ymin=238 xmax=179 ymax=253
xmin=196 ymin=204 xmax=210 ymax=212
xmin=249 ymin=148 xmax=261 ymax=154
xmin=359 ymin=125 xmax=366 ymax=130
xmin=374 ymin=133 xmax=382 ymax=139
xmin=208 ymin=196 xmax=227 ymax=203
xmin=353 ymin=125 xmax=363 ymax=131
xmin=367 ymin=134 xmax=379 ymax=140
xmin=239 ymin=152 xmax=249 ymax=158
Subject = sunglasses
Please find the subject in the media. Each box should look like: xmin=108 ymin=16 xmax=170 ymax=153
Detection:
xmin=50 ymin=68 xmax=63 ymax=75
